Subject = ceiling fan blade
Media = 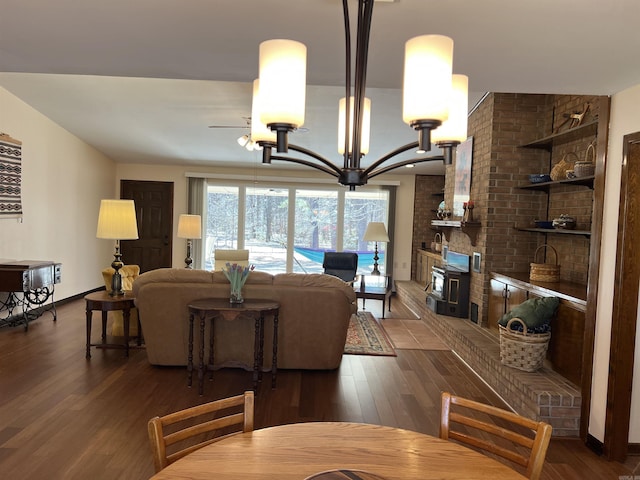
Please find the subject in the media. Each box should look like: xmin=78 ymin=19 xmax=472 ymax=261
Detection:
xmin=208 ymin=125 xmax=249 ymax=129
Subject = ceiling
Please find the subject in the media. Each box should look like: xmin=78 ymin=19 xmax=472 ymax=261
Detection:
xmin=1 ymin=0 xmax=639 ymax=178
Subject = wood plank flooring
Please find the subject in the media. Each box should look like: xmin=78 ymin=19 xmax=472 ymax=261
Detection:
xmin=0 ymin=297 xmax=634 ymax=479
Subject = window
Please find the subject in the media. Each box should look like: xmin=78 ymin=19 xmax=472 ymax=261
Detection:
xmin=204 ymin=181 xmax=390 ymax=275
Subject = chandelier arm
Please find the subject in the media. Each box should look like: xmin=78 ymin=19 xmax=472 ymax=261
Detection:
xmin=367 ymin=155 xmax=446 ymax=180
xmin=342 ymin=0 xmax=351 ymax=169
xmin=362 ymin=141 xmax=420 ymax=175
xmin=269 ymin=155 xmax=341 ymax=179
xmin=286 ymin=144 xmax=346 ymax=176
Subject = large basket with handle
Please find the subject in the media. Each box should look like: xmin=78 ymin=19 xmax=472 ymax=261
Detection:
xmin=529 ymin=244 xmax=560 ymax=282
xmin=499 ymin=318 xmax=551 ymax=372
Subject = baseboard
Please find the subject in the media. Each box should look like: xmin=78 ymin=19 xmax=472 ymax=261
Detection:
xmin=56 ymin=286 xmax=104 ymax=306
xmin=628 ymin=443 xmax=640 ymax=455
xmin=586 ymin=434 xmax=604 ymax=456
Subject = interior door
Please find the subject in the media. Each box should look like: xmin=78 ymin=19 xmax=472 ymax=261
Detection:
xmin=120 ymin=180 xmax=174 ymax=273
xmin=605 ymin=131 xmax=640 ymax=460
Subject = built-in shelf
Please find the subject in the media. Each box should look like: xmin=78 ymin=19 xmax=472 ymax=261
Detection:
xmin=519 ymin=175 xmax=595 ymax=192
xmin=515 ymin=227 xmax=591 ymax=237
xmin=520 ymin=120 xmax=598 ymax=151
xmin=431 ymin=220 xmax=481 ymax=246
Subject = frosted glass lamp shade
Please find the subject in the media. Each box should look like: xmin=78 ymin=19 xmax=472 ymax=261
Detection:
xmin=402 ymin=35 xmax=454 ymax=125
xmin=251 ymin=79 xmax=277 ymax=144
xmin=96 ymin=199 xmax=139 ymax=240
xmin=432 ymin=74 xmax=469 ymax=144
xmin=363 ymin=222 xmax=390 ymax=242
xmin=338 ymin=96 xmax=371 ymax=155
xmin=177 ymin=214 xmax=202 ymax=239
xmin=259 ymin=39 xmax=307 ymax=128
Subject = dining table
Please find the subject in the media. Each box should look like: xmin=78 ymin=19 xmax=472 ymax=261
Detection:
xmin=150 ymin=421 xmax=527 ymax=480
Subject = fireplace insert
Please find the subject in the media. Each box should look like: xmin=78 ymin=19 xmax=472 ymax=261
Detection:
xmin=427 ymin=252 xmax=470 ymax=318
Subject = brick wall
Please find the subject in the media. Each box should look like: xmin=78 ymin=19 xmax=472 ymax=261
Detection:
xmin=413 ymin=93 xmax=601 ymax=326
xmin=411 ymin=175 xmax=445 ymax=278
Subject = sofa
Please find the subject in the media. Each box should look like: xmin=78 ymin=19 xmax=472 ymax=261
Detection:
xmin=132 ymin=268 xmax=357 ymax=370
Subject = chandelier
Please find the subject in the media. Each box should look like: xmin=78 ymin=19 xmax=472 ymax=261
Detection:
xmin=251 ymin=0 xmax=468 ymax=190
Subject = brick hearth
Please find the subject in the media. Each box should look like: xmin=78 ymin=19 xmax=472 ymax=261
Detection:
xmin=396 ymin=280 xmax=581 ymax=437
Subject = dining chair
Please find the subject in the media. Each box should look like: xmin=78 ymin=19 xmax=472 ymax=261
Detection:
xmin=147 ymin=391 xmax=255 ymax=473
xmin=213 ymin=249 xmax=250 ymax=270
xmin=439 ymin=391 xmax=552 ymax=480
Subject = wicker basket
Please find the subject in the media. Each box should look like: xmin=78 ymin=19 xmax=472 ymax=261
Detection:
xmin=499 ymin=318 xmax=551 ymax=372
xmin=574 ymin=142 xmax=596 ymax=177
xmin=431 ymin=232 xmax=442 ymax=252
xmin=550 ymin=152 xmax=579 ymax=181
xmin=530 ymin=245 xmax=560 ymax=282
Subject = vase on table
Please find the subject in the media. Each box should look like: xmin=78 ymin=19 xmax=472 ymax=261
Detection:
xmin=223 ymin=263 xmax=254 ymax=304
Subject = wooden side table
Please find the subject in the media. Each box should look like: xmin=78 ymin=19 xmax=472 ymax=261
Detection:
xmin=187 ymin=298 xmax=279 ymax=395
xmin=84 ymin=290 xmax=140 ymax=358
xmin=354 ymin=275 xmax=392 ymax=318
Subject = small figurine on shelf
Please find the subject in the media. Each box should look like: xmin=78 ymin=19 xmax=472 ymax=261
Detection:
xmin=463 ymin=200 xmax=475 ymax=223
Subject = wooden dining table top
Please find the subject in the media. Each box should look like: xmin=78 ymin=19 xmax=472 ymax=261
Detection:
xmin=150 ymin=421 xmax=527 ymax=480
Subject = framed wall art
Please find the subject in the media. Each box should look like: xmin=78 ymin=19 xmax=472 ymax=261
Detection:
xmin=453 ymin=136 xmax=473 ymax=218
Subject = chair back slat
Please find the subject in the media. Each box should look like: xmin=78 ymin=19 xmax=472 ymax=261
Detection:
xmin=440 ymin=391 xmax=552 ymax=480
xmin=148 ymin=391 xmax=254 ymax=473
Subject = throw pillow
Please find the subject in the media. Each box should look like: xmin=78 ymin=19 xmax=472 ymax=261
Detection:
xmin=498 ymin=296 xmax=560 ymax=330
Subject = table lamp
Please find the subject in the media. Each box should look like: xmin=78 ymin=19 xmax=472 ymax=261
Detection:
xmin=96 ymin=199 xmax=139 ymax=296
xmin=363 ymin=222 xmax=389 ymax=275
xmin=177 ymin=214 xmax=202 ymax=269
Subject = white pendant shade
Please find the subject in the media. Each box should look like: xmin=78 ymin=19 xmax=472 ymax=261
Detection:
xmin=96 ymin=199 xmax=139 ymax=240
xmin=432 ymin=74 xmax=469 ymax=144
xmin=402 ymin=34 xmax=454 ymax=125
xmin=259 ymin=39 xmax=307 ymax=128
xmin=251 ymin=79 xmax=277 ymax=144
xmin=338 ymin=96 xmax=371 ymax=155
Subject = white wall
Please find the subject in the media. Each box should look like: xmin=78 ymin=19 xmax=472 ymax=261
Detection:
xmin=589 ymin=83 xmax=640 ymax=442
xmin=0 ymin=86 xmax=116 ymax=300
xmin=115 ymin=164 xmax=417 ymax=280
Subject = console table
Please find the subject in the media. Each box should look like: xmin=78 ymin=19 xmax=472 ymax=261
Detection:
xmin=0 ymin=260 xmax=62 ymax=330
xmin=187 ymin=298 xmax=279 ymax=395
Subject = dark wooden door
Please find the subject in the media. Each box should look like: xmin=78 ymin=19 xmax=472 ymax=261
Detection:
xmin=120 ymin=180 xmax=174 ymax=273
xmin=605 ymin=131 xmax=640 ymax=460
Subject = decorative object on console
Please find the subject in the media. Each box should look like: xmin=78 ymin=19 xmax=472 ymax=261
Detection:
xmin=363 ymin=222 xmax=389 ymax=275
xmin=96 ymin=199 xmax=139 ymax=296
xmin=177 ymin=214 xmax=202 ymax=269
xmin=252 ymin=0 xmax=470 ymax=189
xmin=223 ymin=263 xmax=255 ymax=304
xmin=529 ymin=244 xmax=560 ymax=282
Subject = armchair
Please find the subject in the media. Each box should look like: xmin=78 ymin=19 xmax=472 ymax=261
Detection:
xmin=101 ymin=265 xmax=140 ymax=336
xmin=322 ymin=252 xmax=358 ymax=284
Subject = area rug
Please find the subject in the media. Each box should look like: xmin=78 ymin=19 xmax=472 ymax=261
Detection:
xmin=344 ymin=311 xmax=396 ymax=356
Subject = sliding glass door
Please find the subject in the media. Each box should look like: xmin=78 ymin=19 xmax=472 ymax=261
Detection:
xmin=204 ymin=181 xmax=390 ymax=275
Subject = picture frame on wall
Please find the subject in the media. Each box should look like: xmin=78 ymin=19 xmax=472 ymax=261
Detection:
xmin=453 ymin=136 xmax=473 ymax=217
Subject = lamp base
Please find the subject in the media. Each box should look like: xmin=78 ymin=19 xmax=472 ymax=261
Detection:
xmin=109 ymin=246 xmax=125 ymax=296
xmin=184 ymin=239 xmax=193 ymax=269
xmin=371 ymin=242 xmax=381 ymax=275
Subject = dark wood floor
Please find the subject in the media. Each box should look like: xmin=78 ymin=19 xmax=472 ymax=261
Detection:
xmin=0 ymin=297 xmax=635 ymax=479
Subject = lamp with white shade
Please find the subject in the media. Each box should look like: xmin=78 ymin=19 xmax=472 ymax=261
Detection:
xmin=96 ymin=199 xmax=139 ymax=296
xmin=363 ymin=222 xmax=390 ymax=275
xmin=177 ymin=214 xmax=202 ymax=269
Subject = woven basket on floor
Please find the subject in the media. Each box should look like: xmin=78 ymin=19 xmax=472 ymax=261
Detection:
xmin=529 ymin=244 xmax=560 ymax=282
xmin=499 ymin=318 xmax=551 ymax=372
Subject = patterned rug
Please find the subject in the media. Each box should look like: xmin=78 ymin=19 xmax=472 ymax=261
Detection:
xmin=344 ymin=311 xmax=396 ymax=356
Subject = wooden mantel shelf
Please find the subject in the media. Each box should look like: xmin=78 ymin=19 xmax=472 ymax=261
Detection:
xmin=431 ymin=220 xmax=481 ymax=246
